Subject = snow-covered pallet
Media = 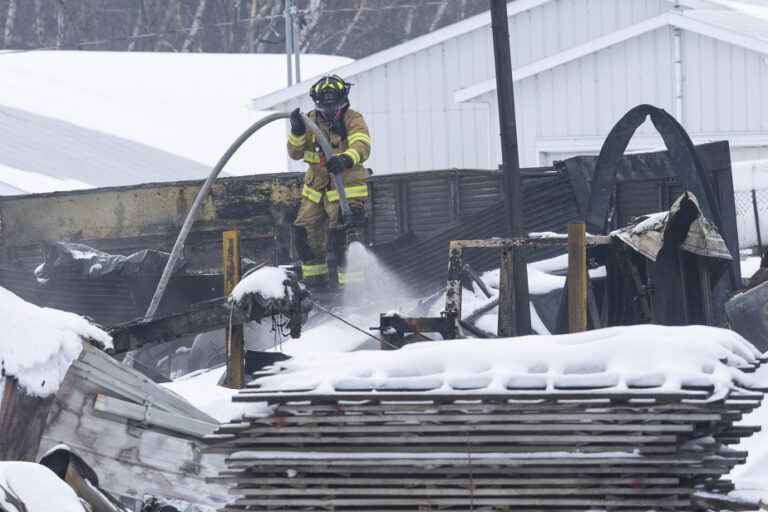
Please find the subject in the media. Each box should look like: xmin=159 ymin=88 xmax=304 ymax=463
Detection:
xmin=206 ymin=326 xmax=767 ymax=511
xmin=207 ymin=392 xmax=762 ymax=511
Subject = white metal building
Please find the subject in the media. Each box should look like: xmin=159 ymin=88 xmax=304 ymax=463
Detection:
xmin=252 ymin=0 xmax=768 ymax=173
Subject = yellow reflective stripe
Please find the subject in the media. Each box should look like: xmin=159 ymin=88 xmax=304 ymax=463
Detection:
xmin=338 ymin=271 xmax=364 ymax=284
xmin=326 ymin=185 xmax=368 ymax=202
xmin=301 ymin=184 xmax=323 ymax=204
xmin=347 ymin=132 xmax=371 ymax=146
xmin=303 ymin=151 xmax=321 ymax=163
xmin=345 ymin=184 xmax=368 ymax=199
xmin=302 ymin=263 xmax=328 ymax=277
xmin=288 ymin=133 xmax=306 ymax=147
xmin=341 ymin=148 xmax=361 ymax=165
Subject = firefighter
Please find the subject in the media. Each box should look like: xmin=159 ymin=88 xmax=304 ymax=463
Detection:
xmin=287 ymin=74 xmax=371 ymax=283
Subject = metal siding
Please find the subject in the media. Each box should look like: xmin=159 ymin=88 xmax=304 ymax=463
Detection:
xmin=682 ymin=31 xmax=767 ymax=135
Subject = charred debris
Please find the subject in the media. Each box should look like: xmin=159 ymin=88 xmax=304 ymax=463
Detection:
xmin=0 ymin=104 xmax=757 ymax=382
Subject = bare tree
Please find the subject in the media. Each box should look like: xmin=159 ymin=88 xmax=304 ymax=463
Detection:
xmin=127 ymin=0 xmax=146 ymax=51
xmin=154 ymin=0 xmax=181 ymax=51
xmin=33 ymin=0 xmax=45 ymax=46
xmin=55 ymin=0 xmax=66 ymax=49
xmin=182 ymin=0 xmax=208 ymax=52
xmin=245 ymin=0 xmax=257 ymax=52
xmin=4 ymin=0 xmax=17 ymax=48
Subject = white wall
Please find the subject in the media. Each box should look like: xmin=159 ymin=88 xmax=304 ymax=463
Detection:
xmin=276 ymin=0 xmax=673 ymax=173
xmin=481 ymin=26 xmax=768 ymax=167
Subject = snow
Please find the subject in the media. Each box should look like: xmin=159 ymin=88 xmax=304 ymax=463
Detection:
xmin=161 ymin=365 xmax=270 ymax=423
xmin=0 ymin=51 xmax=351 ymax=180
xmin=730 ymin=365 xmax=768 ymax=505
xmin=742 ymin=256 xmax=762 ymax=279
xmin=0 ymin=163 xmax=92 ymax=195
xmin=0 ymin=462 xmax=85 ymax=512
xmin=0 ymin=285 xmax=112 ymax=397
xmin=253 ymin=324 xmax=763 ymax=397
xmin=230 ymin=266 xmax=291 ymax=302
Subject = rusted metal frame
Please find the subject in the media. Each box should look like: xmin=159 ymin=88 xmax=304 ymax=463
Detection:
xmin=567 ymin=223 xmax=588 ymax=333
xmin=376 ymin=314 xmax=454 ymax=345
xmin=224 ymin=230 xmax=245 ymax=389
xmin=109 ymin=297 xmax=257 ymax=353
xmin=450 ymin=236 xmax=610 ymax=250
xmin=444 ymin=243 xmax=464 ymax=333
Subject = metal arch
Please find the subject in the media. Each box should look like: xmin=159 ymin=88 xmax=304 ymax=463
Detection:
xmin=585 ymin=104 xmax=722 ymax=236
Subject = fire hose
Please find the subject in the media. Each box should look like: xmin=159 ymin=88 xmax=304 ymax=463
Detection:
xmin=144 ymin=112 xmax=350 ymax=320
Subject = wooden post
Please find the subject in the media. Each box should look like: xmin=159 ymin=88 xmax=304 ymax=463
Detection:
xmin=223 ymin=230 xmax=245 ymax=389
xmin=567 ymin=223 xmax=588 ymax=333
xmin=444 ymin=243 xmax=464 ymax=339
xmin=498 ymin=247 xmax=517 ymax=337
xmin=0 ymin=378 xmax=53 ymax=460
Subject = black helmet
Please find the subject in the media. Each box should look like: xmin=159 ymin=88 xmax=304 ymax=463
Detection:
xmin=309 ymin=75 xmax=351 ymax=122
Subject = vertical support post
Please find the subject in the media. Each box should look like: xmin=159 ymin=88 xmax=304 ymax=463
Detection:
xmin=567 ymin=223 xmax=587 ymax=333
xmin=444 ymin=243 xmax=464 ymax=338
xmin=0 ymin=378 xmax=53 ymax=460
xmin=490 ymin=0 xmax=530 ymax=335
xmin=498 ymin=246 xmax=517 ymax=337
xmin=223 ymin=230 xmax=245 ymax=389
xmin=752 ymin=189 xmax=763 ymax=254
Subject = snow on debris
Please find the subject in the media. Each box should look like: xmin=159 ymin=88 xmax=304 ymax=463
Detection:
xmin=252 ymin=324 xmax=763 ymax=397
xmin=230 ymin=266 xmax=291 ymax=302
xmin=0 ymin=462 xmax=85 ymax=512
xmin=162 ymin=365 xmax=271 ymax=423
xmin=0 ymin=285 xmax=112 ymax=397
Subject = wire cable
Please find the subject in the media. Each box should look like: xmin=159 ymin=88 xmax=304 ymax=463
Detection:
xmin=311 ymin=300 xmax=399 ymax=350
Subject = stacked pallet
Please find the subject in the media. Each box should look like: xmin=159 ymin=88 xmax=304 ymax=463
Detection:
xmin=207 ymin=326 xmax=766 ymax=511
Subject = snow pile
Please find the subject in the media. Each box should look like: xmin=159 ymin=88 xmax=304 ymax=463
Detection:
xmin=253 ymin=324 xmax=763 ymax=396
xmin=230 ymin=266 xmax=291 ymax=302
xmin=0 ymin=51 xmax=351 ymax=176
xmin=0 ymin=462 xmax=85 ymax=512
xmin=0 ymin=286 xmax=112 ymax=397
xmin=162 ymin=366 xmax=270 ymax=423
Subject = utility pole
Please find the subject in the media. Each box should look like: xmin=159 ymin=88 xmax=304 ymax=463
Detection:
xmin=291 ymin=0 xmax=301 ymax=83
xmin=284 ymin=0 xmax=302 ymax=86
xmin=489 ymin=0 xmax=531 ymax=335
xmin=284 ymin=0 xmax=294 ymax=86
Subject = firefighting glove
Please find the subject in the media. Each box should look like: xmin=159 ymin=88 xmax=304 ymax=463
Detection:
xmin=289 ymin=108 xmax=305 ymax=135
xmin=326 ymin=154 xmax=353 ymax=175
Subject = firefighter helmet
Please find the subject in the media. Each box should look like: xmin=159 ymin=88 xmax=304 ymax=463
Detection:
xmin=310 ymin=75 xmax=351 ymax=122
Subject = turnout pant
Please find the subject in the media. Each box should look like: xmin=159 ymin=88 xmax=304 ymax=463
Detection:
xmin=294 ymin=165 xmax=369 ymax=271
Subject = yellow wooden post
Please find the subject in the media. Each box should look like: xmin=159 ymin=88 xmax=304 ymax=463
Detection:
xmin=568 ymin=223 xmax=588 ymax=333
xmin=223 ymin=230 xmax=245 ymax=389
